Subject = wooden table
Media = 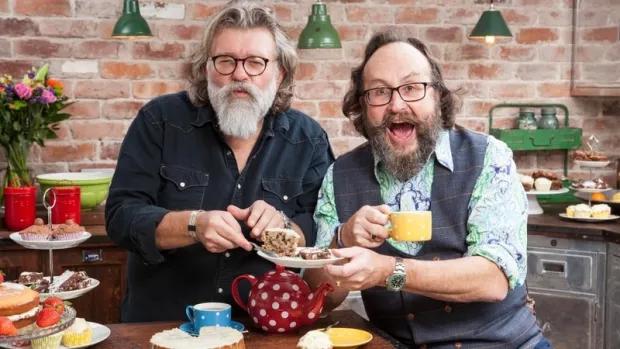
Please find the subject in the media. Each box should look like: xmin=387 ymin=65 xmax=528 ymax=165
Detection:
xmin=92 ymin=310 xmax=406 ymax=348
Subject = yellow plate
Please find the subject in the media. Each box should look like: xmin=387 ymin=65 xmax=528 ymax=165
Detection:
xmin=325 ymin=328 xmax=373 ymax=348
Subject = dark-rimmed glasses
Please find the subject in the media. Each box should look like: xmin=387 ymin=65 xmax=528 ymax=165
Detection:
xmin=211 ymin=55 xmax=270 ymax=76
xmin=363 ymin=82 xmax=433 ymax=106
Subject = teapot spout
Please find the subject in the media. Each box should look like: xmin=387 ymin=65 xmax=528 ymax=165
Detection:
xmin=302 ymin=282 xmax=334 ymax=324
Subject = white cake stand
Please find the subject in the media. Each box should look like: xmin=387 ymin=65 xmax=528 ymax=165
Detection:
xmin=525 ymin=188 xmax=569 ymax=215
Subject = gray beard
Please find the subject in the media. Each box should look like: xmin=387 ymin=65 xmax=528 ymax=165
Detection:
xmin=207 ymin=74 xmax=278 ymax=139
xmin=365 ymin=107 xmax=443 ymax=182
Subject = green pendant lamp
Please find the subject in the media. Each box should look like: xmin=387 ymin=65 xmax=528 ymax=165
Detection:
xmin=469 ymin=0 xmax=512 ymax=46
xmin=112 ymin=0 xmax=152 ymax=39
xmin=298 ymin=0 xmax=342 ymax=49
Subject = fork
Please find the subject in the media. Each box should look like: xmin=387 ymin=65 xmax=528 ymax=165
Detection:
xmin=250 ymin=242 xmax=280 ymax=258
xmin=321 ymin=321 xmax=340 ymax=332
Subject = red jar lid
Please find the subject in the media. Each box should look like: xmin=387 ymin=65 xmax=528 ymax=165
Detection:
xmin=51 ymin=186 xmax=81 ymax=195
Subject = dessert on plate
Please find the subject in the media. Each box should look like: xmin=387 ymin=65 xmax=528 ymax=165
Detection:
xmin=15 ymin=270 xmax=92 ymax=293
xmin=299 ymin=248 xmax=333 ymax=260
xmin=572 ymin=178 xmax=608 ymax=190
xmin=260 ymin=228 xmax=300 ymax=257
xmin=524 ymin=171 xmax=563 ymax=191
xmin=613 ymin=193 xmax=620 ymax=202
xmin=574 ymin=204 xmax=592 ymax=218
xmin=0 ymin=282 xmax=41 ymax=329
xmin=534 ymin=178 xmax=552 ymax=192
xmin=573 ymin=150 xmax=608 ymax=162
xmin=62 ymin=317 xmax=93 ymax=347
xmin=566 ymin=205 xmax=576 ymax=217
xmin=18 ymin=218 xmax=53 ymax=241
xmin=297 ymin=329 xmax=333 ymax=349
xmin=52 ymin=219 xmax=86 ymax=240
xmin=518 ymin=174 xmax=534 ymax=192
xmin=150 ymin=326 xmax=245 ymax=349
xmin=591 ymin=204 xmax=611 ymax=218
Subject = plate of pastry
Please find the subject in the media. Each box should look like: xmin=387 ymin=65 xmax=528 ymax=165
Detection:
xmin=519 ymin=171 xmax=566 ymax=193
xmin=0 ymin=319 xmax=110 ymax=349
xmin=9 ymin=218 xmax=91 ymax=250
xmin=560 ymin=204 xmax=619 ymax=223
xmin=569 ymin=178 xmax=612 ymax=193
xmin=573 ymin=150 xmax=609 ymax=168
xmin=14 ymin=270 xmax=99 ymax=301
xmin=255 ymin=229 xmax=344 ymax=268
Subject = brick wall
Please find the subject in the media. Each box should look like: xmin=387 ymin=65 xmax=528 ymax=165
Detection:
xmin=1 ymin=0 xmax=619 ymax=184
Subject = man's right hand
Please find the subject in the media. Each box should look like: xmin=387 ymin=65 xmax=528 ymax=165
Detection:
xmin=340 ymin=205 xmax=391 ymax=248
xmin=195 ymin=211 xmax=252 ymax=253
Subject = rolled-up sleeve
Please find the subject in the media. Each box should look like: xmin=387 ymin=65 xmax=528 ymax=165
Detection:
xmin=291 ymin=130 xmax=335 ymax=247
xmin=105 ymin=103 xmax=170 ymax=265
xmin=465 ymin=137 xmax=528 ymax=289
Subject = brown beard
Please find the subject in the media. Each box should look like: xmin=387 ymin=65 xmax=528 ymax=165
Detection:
xmin=364 ymin=107 xmax=443 ymax=181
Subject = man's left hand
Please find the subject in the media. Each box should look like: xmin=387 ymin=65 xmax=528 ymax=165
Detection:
xmin=227 ymin=201 xmax=284 ymax=238
xmin=323 ymin=247 xmax=394 ymax=291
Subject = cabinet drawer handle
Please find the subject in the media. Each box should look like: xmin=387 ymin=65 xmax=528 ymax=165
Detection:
xmin=541 ymin=260 xmax=566 ymax=277
xmin=82 ymin=249 xmax=103 ymax=262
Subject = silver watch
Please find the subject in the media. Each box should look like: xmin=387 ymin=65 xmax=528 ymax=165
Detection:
xmin=188 ymin=210 xmax=203 ymax=241
xmin=386 ymin=257 xmax=406 ymax=292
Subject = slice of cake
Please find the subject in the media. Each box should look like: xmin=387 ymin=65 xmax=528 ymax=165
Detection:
xmin=297 ymin=330 xmax=333 ymax=349
xmin=574 ymin=204 xmax=591 ymax=218
xmin=18 ymin=272 xmax=43 ymax=285
xmin=48 ymin=270 xmax=92 ymax=293
xmin=150 ymin=327 xmax=245 ymax=349
xmin=591 ymin=204 xmax=611 ymax=218
xmin=0 ymin=282 xmax=41 ymax=329
xmin=519 ymin=174 xmax=534 ymax=192
xmin=260 ymin=228 xmax=300 ymax=257
xmin=299 ymin=248 xmax=332 ymax=260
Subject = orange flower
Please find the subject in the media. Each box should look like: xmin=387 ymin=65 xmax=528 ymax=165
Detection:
xmin=46 ymin=79 xmax=63 ymax=90
xmin=0 ymin=87 xmax=4 ymax=94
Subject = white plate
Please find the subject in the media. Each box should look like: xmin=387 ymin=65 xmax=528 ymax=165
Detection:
xmin=257 ymin=248 xmax=344 ymax=269
xmin=569 ymin=186 xmax=613 ymax=193
xmin=525 ymin=188 xmax=569 ymax=196
xmin=38 ymin=278 xmax=100 ymax=301
xmin=9 ymin=232 xmax=91 ymax=250
xmin=0 ymin=322 xmax=110 ymax=349
xmin=575 ymin=160 xmax=610 ymax=168
xmin=559 ymin=213 xmax=620 ymax=223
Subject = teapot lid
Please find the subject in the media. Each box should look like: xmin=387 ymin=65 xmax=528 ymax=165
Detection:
xmin=263 ymin=265 xmax=300 ymax=282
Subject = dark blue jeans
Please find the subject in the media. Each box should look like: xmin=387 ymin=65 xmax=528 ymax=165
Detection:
xmin=534 ymin=337 xmax=553 ymax=349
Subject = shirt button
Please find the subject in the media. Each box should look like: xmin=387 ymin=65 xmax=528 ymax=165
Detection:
xmin=225 ymin=252 xmax=230 ymax=258
xmin=237 ymin=184 xmax=241 ymax=189
xmin=454 ymin=342 xmax=462 ymax=349
xmin=444 ymin=305 xmax=452 ymax=313
xmin=407 ymin=313 xmax=414 ymax=320
xmin=180 ymin=182 xmax=186 ymax=188
xmin=226 ymin=150 xmax=232 ymax=156
xmin=283 ymin=195 xmax=288 ymax=201
xmin=218 ymin=288 xmax=223 ymax=294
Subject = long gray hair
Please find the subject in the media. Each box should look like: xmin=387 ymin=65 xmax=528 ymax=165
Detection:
xmin=187 ymin=0 xmax=298 ymax=115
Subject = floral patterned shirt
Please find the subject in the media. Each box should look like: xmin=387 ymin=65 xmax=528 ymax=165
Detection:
xmin=313 ymin=130 xmax=528 ymax=289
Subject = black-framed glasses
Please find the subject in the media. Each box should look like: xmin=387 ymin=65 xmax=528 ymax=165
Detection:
xmin=211 ymin=55 xmax=270 ymax=76
xmin=363 ymin=82 xmax=433 ymax=107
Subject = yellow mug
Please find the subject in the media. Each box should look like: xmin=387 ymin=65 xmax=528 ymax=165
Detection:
xmin=388 ymin=211 xmax=432 ymax=242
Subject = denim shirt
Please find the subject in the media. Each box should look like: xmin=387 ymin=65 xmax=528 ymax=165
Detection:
xmin=105 ymin=91 xmax=334 ymax=322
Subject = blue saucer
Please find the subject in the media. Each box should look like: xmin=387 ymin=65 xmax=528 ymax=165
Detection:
xmin=180 ymin=321 xmax=245 ymax=336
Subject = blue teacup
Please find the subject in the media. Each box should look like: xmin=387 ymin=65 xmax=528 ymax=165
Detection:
xmin=185 ymin=302 xmax=231 ymax=331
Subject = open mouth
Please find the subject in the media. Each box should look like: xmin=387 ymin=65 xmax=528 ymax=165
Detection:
xmin=231 ymin=88 xmax=250 ymax=97
xmin=387 ymin=122 xmax=416 ymax=142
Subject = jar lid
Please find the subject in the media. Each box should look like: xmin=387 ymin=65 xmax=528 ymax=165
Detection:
xmin=51 ymin=186 xmax=81 ymax=195
xmin=541 ymin=107 xmax=557 ymax=114
xmin=519 ymin=107 xmax=535 ymax=114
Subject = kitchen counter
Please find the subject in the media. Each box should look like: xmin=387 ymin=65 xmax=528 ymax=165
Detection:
xmin=90 ymin=310 xmax=405 ymax=348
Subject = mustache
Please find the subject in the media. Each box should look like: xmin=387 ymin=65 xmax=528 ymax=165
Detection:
xmin=219 ymin=81 xmax=259 ymax=101
xmin=375 ymin=112 xmax=423 ymax=132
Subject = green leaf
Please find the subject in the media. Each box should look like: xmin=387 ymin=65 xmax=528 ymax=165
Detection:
xmin=12 ymin=100 xmax=27 ymax=111
xmin=12 ymin=121 xmax=21 ymax=132
xmin=48 ymin=112 xmax=71 ymax=123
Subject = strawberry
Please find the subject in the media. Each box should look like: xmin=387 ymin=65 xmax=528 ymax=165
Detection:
xmin=0 ymin=316 xmax=18 ymax=336
xmin=36 ymin=308 xmax=60 ymax=328
xmin=0 ymin=270 xmax=4 ymax=284
xmin=43 ymin=297 xmax=67 ymax=315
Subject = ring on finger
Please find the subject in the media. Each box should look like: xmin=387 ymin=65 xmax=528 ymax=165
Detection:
xmin=336 ymin=281 xmax=341 ymax=287
xmin=370 ymin=234 xmax=377 ymax=240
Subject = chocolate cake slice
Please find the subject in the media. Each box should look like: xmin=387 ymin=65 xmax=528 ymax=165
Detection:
xmin=298 ymin=248 xmax=332 ymax=260
xmin=18 ymin=272 xmax=43 ymax=285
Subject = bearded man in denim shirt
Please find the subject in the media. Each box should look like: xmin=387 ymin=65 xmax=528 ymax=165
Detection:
xmin=105 ymin=0 xmax=334 ymax=322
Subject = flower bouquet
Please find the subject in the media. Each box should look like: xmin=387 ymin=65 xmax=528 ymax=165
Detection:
xmin=0 ymin=63 xmax=72 ymax=191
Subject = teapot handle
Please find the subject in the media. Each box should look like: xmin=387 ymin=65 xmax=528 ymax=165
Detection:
xmin=231 ymin=274 xmax=257 ymax=312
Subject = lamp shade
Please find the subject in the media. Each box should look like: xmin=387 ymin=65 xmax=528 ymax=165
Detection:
xmin=112 ymin=0 xmax=152 ymax=39
xmin=469 ymin=7 xmax=512 ymax=45
xmin=298 ymin=1 xmax=342 ymax=49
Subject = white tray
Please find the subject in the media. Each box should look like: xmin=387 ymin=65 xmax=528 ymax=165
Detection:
xmin=569 ymin=186 xmax=613 ymax=194
xmin=38 ymin=278 xmax=100 ymax=301
xmin=9 ymin=232 xmax=91 ymax=250
xmin=575 ymin=160 xmax=610 ymax=168
xmin=0 ymin=322 xmax=110 ymax=349
xmin=559 ymin=213 xmax=620 ymax=223
xmin=257 ymin=247 xmax=344 ymax=269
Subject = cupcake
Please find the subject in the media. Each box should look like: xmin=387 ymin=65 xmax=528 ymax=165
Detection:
xmin=612 ymin=193 xmax=620 ymax=202
xmin=62 ymin=318 xmax=92 ymax=347
xmin=19 ymin=218 xmax=53 ymax=241
xmin=566 ymin=205 xmax=576 ymax=217
xmin=574 ymin=204 xmax=592 ymax=218
xmin=31 ymin=332 xmax=63 ymax=349
xmin=52 ymin=219 xmax=85 ymax=240
xmin=534 ymin=177 xmax=552 ymax=191
xmin=519 ymin=174 xmax=534 ymax=192
xmin=591 ymin=204 xmax=611 ymax=219
xmin=297 ymin=330 xmax=333 ymax=349
xmin=550 ymin=179 xmax=563 ymax=191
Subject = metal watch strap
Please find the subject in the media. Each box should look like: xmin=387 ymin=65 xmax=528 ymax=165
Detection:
xmin=394 ymin=257 xmax=405 ymax=274
xmin=278 ymin=210 xmax=292 ymax=229
xmin=386 ymin=257 xmax=406 ymax=291
xmin=188 ymin=210 xmax=203 ymax=241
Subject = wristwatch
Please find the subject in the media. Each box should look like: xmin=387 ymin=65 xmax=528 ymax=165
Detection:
xmin=386 ymin=257 xmax=406 ymax=292
xmin=188 ymin=210 xmax=203 ymax=241
xmin=279 ymin=210 xmax=292 ymax=229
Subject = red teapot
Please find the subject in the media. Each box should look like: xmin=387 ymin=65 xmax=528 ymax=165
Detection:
xmin=232 ymin=265 xmax=334 ymax=333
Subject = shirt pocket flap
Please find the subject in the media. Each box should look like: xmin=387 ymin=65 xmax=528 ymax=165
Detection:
xmin=261 ymin=179 xmax=303 ymax=203
xmin=160 ymin=165 xmax=209 ymax=191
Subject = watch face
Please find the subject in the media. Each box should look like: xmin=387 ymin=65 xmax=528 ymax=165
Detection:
xmin=388 ymin=274 xmax=406 ymax=291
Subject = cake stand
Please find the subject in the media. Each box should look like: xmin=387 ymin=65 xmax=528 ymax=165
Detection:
xmin=0 ymin=307 xmax=76 ymax=345
xmin=526 ymin=188 xmax=569 ymax=215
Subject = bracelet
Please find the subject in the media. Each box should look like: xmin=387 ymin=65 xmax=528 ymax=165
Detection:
xmin=188 ymin=210 xmax=203 ymax=241
xmin=336 ymin=223 xmax=346 ymax=248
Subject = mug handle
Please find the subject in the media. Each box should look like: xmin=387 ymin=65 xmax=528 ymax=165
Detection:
xmin=185 ymin=305 xmax=195 ymax=324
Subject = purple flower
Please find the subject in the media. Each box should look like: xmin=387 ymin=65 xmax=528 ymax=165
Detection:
xmin=14 ymin=83 xmax=32 ymax=100
xmin=39 ymin=89 xmax=57 ymax=104
xmin=28 ymin=72 xmax=35 ymax=79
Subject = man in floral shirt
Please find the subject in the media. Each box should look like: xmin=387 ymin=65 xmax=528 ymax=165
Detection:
xmin=305 ymin=31 xmax=550 ymax=349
